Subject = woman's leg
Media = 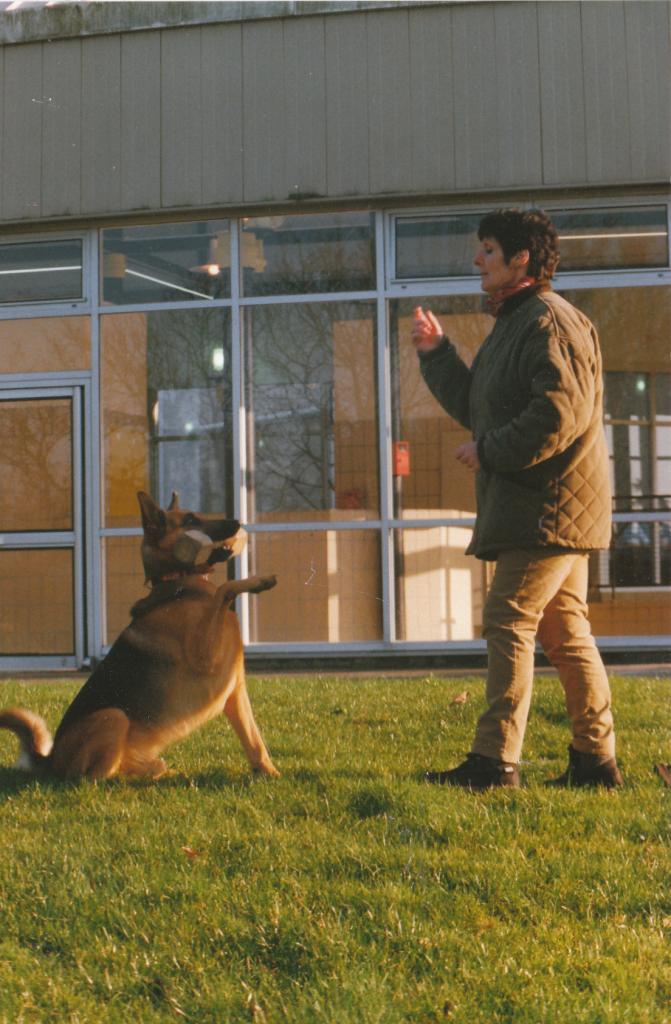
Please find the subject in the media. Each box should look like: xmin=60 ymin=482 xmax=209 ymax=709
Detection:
xmin=537 ymin=554 xmax=616 ymax=759
xmin=472 ymin=548 xmax=582 ymax=764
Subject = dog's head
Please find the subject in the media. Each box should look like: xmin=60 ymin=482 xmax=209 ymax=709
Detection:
xmin=137 ymin=491 xmax=247 ymax=584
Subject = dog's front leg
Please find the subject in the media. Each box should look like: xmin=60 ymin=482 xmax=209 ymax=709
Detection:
xmin=224 ymin=671 xmax=280 ymax=777
xmin=214 ymin=574 xmax=278 ymax=604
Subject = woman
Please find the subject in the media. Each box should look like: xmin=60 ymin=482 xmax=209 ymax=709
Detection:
xmin=412 ymin=208 xmax=622 ymax=790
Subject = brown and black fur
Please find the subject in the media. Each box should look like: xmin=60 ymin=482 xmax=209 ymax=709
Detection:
xmin=0 ymin=491 xmax=279 ymax=781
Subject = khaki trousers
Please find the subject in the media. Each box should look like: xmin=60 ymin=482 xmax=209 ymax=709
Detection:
xmin=472 ymin=548 xmax=616 ymax=765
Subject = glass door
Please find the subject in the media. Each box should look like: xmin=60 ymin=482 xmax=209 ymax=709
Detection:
xmin=0 ymin=386 xmax=85 ymax=668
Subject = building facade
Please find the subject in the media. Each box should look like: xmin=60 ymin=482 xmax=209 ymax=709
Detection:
xmin=0 ymin=0 xmax=668 ymax=669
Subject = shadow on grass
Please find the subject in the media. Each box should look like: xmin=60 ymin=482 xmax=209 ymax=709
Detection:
xmin=0 ymin=765 xmax=253 ymax=798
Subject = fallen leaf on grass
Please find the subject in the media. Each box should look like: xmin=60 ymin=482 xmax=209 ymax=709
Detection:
xmin=654 ymin=763 xmax=671 ymax=787
xmin=450 ymin=691 xmax=469 ymax=706
xmin=181 ymin=845 xmax=201 ymax=860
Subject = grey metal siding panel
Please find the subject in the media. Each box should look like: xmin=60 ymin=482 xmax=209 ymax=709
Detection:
xmin=366 ymin=9 xmax=413 ymax=194
xmin=201 ymin=23 xmax=244 ymax=206
xmin=3 ymin=43 xmax=42 ymax=220
xmin=242 ymin=19 xmax=286 ymax=202
xmin=408 ymin=5 xmax=456 ymax=193
xmin=120 ymin=31 xmax=161 ymax=212
xmin=283 ymin=17 xmax=327 ymax=199
xmin=0 ymin=2 xmax=669 ymax=227
xmin=161 ymin=26 xmax=203 ymax=209
xmin=582 ymin=1 xmax=632 ymax=183
xmin=625 ymin=0 xmax=671 ymax=182
xmin=81 ymin=35 xmax=121 ymax=214
xmin=452 ymin=4 xmax=499 ymax=190
xmin=492 ymin=2 xmax=543 ymax=186
xmin=538 ymin=2 xmax=587 ymax=185
xmin=42 ymin=39 xmax=82 ymax=218
xmin=324 ymin=14 xmax=370 ymax=197
xmin=452 ymin=3 xmax=543 ymax=191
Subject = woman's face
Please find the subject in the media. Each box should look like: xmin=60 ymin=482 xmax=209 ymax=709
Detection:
xmin=474 ymin=236 xmax=528 ymax=294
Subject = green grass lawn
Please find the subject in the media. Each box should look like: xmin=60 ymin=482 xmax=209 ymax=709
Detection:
xmin=0 ymin=672 xmax=668 ymax=1024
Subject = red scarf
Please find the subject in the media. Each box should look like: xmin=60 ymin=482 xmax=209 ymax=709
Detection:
xmin=486 ymin=276 xmax=537 ymax=316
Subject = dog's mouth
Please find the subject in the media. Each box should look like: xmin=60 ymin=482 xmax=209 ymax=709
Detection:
xmin=169 ymin=526 xmax=248 ymax=578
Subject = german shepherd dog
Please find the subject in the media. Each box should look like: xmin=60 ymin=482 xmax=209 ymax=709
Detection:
xmin=0 ymin=491 xmax=279 ymax=780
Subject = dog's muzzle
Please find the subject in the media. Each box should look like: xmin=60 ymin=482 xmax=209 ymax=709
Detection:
xmin=173 ymin=530 xmax=214 ymax=567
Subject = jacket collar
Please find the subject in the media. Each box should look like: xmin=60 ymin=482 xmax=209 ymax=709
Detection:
xmin=493 ymin=280 xmax=552 ymax=317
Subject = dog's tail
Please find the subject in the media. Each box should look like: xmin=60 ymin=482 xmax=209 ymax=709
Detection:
xmin=0 ymin=707 xmax=53 ymax=772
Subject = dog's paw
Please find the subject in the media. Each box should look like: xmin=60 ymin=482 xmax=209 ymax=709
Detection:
xmin=253 ymin=574 xmax=277 ymax=593
xmin=253 ymin=761 xmax=281 ymax=778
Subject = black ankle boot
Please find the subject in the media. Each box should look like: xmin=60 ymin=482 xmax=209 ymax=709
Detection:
xmin=425 ymin=753 xmax=520 ymax=790
xmin=546 ymin=745 xmax=623 ymax=789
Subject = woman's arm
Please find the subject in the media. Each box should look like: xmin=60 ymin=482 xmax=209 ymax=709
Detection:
xmin=413 ymin=306 xmax=475 ymax=429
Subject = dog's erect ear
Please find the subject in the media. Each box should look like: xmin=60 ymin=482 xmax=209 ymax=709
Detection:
xmin=168 ymin=491 xmax=180 ymax=511
xmin=137 ymin=491 xmax=167 ymax=537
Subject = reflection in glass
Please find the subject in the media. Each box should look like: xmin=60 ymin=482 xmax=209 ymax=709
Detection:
xmin=0 ymin=238 xmax=82 ymax=303
xmin=245 ymin=302 xmax=378 ymax=521
xmin=248 ymin=529 xmax=382 ymax=642
xmin=604 ymin=372 xmax=650 ymax=420
xmin=394 ymin=527 xmax=483 ymax=642
xmin=553 ymin=206 xmax=668 ymax=271
xmin=656 ymin=373 xmax=671 ymax=421
xmin=102 ymin=220 xmax=231 ymax=305
xmin=104 ymin=536 xmax=146 ymax=644
xmin=0 ymin=398 xmax=72 ymax=531
xmin=389 ymin=295 xmax=489 ymax=519
xmin=101 ymin=309 xmax=233 ymax=526
xmin=395 ymin=213 xmax=481 ymax=279
xmin=0 ymin=317 xmax=90 ymax=374
xmin=241 ymin=212 xmax=375 ymax=296
xmin=0 ymin=549 xmax=73 ymax=653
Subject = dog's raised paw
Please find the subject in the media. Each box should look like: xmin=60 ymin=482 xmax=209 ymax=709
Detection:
xmin=254 ymin=575 xmax=277 ymax=592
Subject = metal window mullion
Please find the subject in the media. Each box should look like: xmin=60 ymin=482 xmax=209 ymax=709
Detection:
xmin=238 ymin=289 xmax=377 ymax=307
xmin=0 ymin=531 xmax=75 ymax=547
xmin=375 ymin=211 xmax=395 ymax=644
xmin=98 ymin=297 xmax=234 ymax=316
xmin=71 ymin=386 xmax=86 ymax=665
xmin=89 ymin=228 xmax=104 ymax=662
xmin=230 ymin=219 xmax=251 ymax=643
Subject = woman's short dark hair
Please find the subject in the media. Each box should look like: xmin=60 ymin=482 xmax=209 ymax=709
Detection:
xmin=478 ymin=208 xmax=560 ymax=279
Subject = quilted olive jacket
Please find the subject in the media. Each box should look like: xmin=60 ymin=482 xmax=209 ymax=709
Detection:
xmin=419 ymin=287 xmax=612 ymax=560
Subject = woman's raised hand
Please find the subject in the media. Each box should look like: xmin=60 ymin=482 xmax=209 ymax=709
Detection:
xmin=411 ymin=306 xmax=444 ymax=352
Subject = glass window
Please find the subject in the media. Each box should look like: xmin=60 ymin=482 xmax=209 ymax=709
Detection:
xmin=393 ymin=205 xmax=669 ymax=282
xmin=656 ymin=373 xmax=671 ymax=421
xmin=394 ymin=526 xmax=484 ymax=641
xmin=248 ymin=529 xmax=382 ymax=642
xmin=101 ymin=220 xmax=231 ymax=305
xmin=241 ymin=212 xmax=375 ymax=296
xmin=0 ymin=397 xmax=73 ymax=532
xmin=604 ymin=372 xmax=651 ymax=421
xmin=389 ymin=295 xmax=489 ymax=519
xmin=0 ymin=238 xmax=82 ymax=304
xmin=101 ymin=309 xmax=233 ymax=526
xmin=567 ymin=288 xmax=669 ymax=600
xmin=104 ymin=535 xmax=151 ymax=644
xmin=245 ymin=301 xmax=379 ymax=521
xmin=0 ymin=316 xmax=90 ymax=373
xmin=394 ymin=213 xmax=481 ymax=279
xmin=0 ymin=549 xmax=74 ymax=654
xmin=554 ymin=206 xmax=668 ymax=271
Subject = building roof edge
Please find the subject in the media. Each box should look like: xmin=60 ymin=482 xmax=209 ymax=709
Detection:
xmin=0 ymin=0 xmax=453 ymax=46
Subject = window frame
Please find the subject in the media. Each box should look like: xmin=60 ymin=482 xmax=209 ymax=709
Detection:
xmin=0 ymin=229 xmax=93 ymax=317
xmin=386 ymin=197 xmax=671 ymax=289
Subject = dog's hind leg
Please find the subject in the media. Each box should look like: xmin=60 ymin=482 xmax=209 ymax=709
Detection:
xmin=224 ymin=668 xmax=279 ymax=777
xmin=51 ymin=708 xmax=130 ymax=780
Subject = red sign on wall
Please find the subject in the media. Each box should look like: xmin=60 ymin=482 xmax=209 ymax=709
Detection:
xmin=393 ymin=441 xmax=411 ymax=477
